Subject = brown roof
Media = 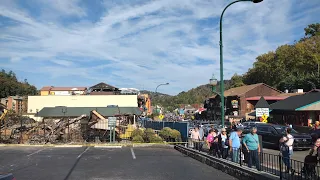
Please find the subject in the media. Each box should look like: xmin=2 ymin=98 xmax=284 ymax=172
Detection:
xmin=40 ymin=86 xmax=52 ymax=91
xmin=276 ymin=93 xmax=305 ymax=97
xmin=40 ymin=86 xmax=87 ymax=91
xmin=90 ymin=82 xmax=118 ymax=89
xmin=209 ymin=83 xmax=282 ymax=99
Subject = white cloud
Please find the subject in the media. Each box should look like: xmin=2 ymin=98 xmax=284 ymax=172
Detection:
xmin=0 ymin=0 xmax=319 ymax=95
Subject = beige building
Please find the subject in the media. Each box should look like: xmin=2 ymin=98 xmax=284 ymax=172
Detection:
xmin=27 ymin=95 xmax=138 ymax=116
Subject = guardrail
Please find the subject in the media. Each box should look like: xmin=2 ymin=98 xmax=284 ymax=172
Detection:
xmin=186 ymin=139 xmax=320 ymax=180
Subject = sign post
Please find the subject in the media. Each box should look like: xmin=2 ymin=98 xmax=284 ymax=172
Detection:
xmin=255 ymin=108 xmax=269 ymax=117
xmin=108 ymin=117 xmax=117 ymax=143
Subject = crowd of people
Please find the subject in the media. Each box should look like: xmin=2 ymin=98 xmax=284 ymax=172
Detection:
xmin=190 ymin=125 xmax=308 ymax=174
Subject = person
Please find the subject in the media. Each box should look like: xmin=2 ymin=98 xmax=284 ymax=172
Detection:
xmin=198 ymin=125 xmax=205 ymax=151
xmin=229 ymin=128 xmax=242 ymax=163
xmin=279 ymin=128 xmax=294 ymax=173
xmin=314 ymin=121 xmax=320 ymax=130
xmin=206 ymin=129 xmax=215 ymax=155
xmin=191 ymin=127 xmax=200 ymax=150
xmin=242 ymin=127 xmax=261 ymax=171
xmin=218 ymin=128 xmax=229 ymax=159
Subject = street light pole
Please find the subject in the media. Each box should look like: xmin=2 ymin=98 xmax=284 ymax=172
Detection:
xmin=154 ymin=83 xmax=169 ymax=115
xmin=219 ymin=0 xmax=263 ymax=127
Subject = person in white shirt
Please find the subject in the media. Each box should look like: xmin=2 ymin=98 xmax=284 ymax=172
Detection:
xmin=279 ymin=128 xmax=294 ymax=173
xmin=191 ymin=127 xmax=201 ymax=150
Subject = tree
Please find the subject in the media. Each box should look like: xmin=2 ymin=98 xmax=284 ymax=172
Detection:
xmin=0 ymin=69 xmax=37 ymax=98
xmin=243 ymin=23 xmax=320 ymax=91
xmin=305 ymin=23 xmax=320 ymax=38
xmin=230 ymin=74 xmax=245 ymax=88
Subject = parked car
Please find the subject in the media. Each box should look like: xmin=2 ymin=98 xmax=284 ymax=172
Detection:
xmin=255 ymin=123 xmax=312 ymax=150
xmin=0 ymin=173 xmax=16 ymax=180
xmin=242 ymin=121 xmax=266 ymax=128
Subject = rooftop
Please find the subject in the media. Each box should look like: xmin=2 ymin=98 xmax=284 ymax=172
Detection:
xmin=40 ymin=86 xmax=87 ymax=91
xmin=209 ymin=83 xmax=282 ymax=99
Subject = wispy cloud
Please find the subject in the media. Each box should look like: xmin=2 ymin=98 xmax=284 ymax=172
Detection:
xmin=0 ymin=0 xmax=319 ymax=94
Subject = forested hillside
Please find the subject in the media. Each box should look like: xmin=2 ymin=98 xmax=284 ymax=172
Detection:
xmin=0 ymin=70 xmax=38 ymax=99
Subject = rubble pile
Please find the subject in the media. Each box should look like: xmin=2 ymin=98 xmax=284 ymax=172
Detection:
xmin=0 ymin=115 xmax=88 ymax=144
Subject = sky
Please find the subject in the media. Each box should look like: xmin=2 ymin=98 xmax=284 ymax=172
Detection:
xmin=0 ymin=0 xmax=319 ymax=95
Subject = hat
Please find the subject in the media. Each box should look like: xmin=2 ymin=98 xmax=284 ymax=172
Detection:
xmin=221 ymin=128 xmax=226 ymax=132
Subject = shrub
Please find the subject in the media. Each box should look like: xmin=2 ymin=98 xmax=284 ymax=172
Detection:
xmin=143 ymin=128 xmax=156 ymax=142
xmin=171 ymin=129 xmax=182 ymax=142
xmin=131 ymin=128 xmax=144 ymax=137
xmin=149 ymin=134 xmax=164 ymax=143
xmin=132 ymin=135 xmax=144 ymax=143
xmin=159 ymin=127 xmax=172 ymax=139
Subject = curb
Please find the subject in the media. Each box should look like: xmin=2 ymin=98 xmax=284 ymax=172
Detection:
xmin=174 ymin=145 xmax=278 ymax=180
xmin=0 ymin=143 xmax=174 ymax=148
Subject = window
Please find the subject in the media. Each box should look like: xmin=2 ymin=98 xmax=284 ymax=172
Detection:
xmin=257 ymin=126 xmax=269 ymax=132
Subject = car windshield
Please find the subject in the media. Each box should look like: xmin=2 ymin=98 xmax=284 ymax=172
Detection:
xmin=274 ymin=126 xmax=298 ymax=134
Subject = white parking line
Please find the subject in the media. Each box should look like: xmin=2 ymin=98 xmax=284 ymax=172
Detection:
xmin=27 ymin=148 xmax=44 ymax=157
xmin=94 ymin=146 xmax=122 ymax=148
xmin=77 ymin=147 xmax=90 ymax=159
xmin=130 ymin=148 xmax=136 ymax=160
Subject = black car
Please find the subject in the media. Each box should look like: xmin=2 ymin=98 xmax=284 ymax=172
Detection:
xmin=255 ymin=123 xmax=312 ymax=150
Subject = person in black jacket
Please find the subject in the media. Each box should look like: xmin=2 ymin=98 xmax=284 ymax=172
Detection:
xmin=218 ymin=128 xmax=229 ymax=159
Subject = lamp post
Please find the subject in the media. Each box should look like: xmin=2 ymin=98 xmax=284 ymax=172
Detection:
xmin=219 ymin=0 xmax=263 ymax=127
xmin=154 ymin=83 xmax=169 ymax=115
xmin=61 ymin=107 xmax=68 ymax=141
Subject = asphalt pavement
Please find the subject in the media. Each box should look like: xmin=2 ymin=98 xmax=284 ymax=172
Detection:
xmin=0 ymin=146 xmax=237 ymax=180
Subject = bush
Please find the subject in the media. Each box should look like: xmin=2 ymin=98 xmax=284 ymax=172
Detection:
xmin=143 ymin=128 xmax=156 ymax=142
xmin=149 ymin=134 xmax=164 ymax=143
xmin=159 ymin=127 xmax=172 ymax=139
xmin=132 ymin=135 xmax=144 ymax=143
xmin=159 ymin=127 xmax=182 ymax=142
xmin=171 ymin=129 xmax=182 ymax=142
xmin=131 ymin=128 xmax=144 ymax=137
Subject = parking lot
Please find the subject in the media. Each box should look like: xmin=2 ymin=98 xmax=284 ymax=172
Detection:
xmin=0 ymin=146 xmax=237 ymax=180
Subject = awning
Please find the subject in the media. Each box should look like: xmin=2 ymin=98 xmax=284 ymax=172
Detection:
xmin=246 ymin=96 xmax=286 ymax=101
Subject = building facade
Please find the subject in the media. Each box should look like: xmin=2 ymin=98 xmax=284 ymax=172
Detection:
xmin=40 ymin=86 xmax=87 ymax=96
xmin=204 ymin=83 xmax=282 ymax=121
xmin=0 ymin=96 xmax=25 ymax=113
xmin=27 ymin=95 xmax=138 ymax=116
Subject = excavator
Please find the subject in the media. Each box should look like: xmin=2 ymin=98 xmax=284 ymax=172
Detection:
xmin=0 ymin=104 xmax=8 ymax=122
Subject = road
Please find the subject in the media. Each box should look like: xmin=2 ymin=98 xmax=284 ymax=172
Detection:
xmin=0 ymin=146 xmax=237 ymax=180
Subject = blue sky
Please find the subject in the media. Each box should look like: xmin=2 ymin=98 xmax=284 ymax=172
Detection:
xmin=0 ymin=0 xmax=319 ymax=95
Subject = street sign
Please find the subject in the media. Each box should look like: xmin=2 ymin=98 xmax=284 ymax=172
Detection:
xmin=256 ymin=108 xmax=269 ymax=117
xmin=108 ymin=117 xmax=117 ymax=126
xmin=159 ymin=114 xmax=164 ymax=120
xmin=261 ymin=114 xmax=268 ymax=123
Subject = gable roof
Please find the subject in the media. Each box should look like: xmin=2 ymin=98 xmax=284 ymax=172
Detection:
xmin=90 ymin=82 xmax=118 ymax=90
xmin=37 ymin=106 xmax=142 ymax=117
xmin=209 ymin=83 xmax=281 ymax=99
xmin=255 ymin=96 xmax=270 ymax=108
xmin=270 ymin=92 xmax=320 ymax=111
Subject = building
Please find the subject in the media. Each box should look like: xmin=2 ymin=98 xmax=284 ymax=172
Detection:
xmin=0 ymin=96 xmax=25 ymax=113
xmin=269 ymin=90 xmax=320 ymax=127
xmin=204 ymin=83 xmax=282 ymax=121
xmin=27 ymin=95 xmax=138 ymax=120
xmin=40 ymin=86 xmax=87 ymax=96
xmin=89 ymin=82 xmax=121 ymax=95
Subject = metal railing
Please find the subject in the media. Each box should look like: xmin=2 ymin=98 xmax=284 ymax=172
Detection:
xmin=187 ymin=139 xmax=320 ymax=180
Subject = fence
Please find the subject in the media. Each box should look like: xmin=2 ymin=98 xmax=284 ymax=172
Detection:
xmin=144 ymin=121 xmax=189 ymax=141
xmin=187 ymin=140 xmax=320 ymax=180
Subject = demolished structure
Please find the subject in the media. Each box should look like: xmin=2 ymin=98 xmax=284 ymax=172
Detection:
xmin=0 ymin=106 xmax=142 ymax=144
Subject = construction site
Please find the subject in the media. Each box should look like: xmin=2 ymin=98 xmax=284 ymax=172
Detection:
xmin=0 ymin=96 xmax=142 ymax=144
